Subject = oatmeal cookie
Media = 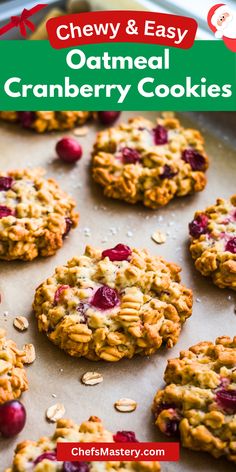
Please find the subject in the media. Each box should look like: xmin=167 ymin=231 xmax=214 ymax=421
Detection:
xmin=6 ymin=416 xmax=160 ymax=471
xmin=0 ymin=111 xmax=91 ymax=133
xmin=92 ymin=115 xmax=209 ymax=209
xmin=33 ymin=244 xmax=192 ymax=361
xmin=0 ymin=329 xmax=28 ymax=403
xmin=0 ymin=168 xmax=78 ymax=261
xmin=152 ymin=336 xmax=236 ymax=463
xmin=189 ymin=195 xmax=236 ymax=290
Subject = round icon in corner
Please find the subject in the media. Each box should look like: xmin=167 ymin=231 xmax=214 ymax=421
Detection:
xmin=207 ymin=3 xmax=236 ymax=51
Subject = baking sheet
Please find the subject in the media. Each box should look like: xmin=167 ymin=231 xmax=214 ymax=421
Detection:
xmin=0 ymin=111 xmax=235 ymax=472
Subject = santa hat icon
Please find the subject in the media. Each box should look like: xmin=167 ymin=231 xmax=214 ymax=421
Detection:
xmin=207 ymin=3 xmax=236 ymax=51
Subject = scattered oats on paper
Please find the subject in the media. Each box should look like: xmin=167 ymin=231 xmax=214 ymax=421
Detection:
xmin=13 ymin=316 xmax=29 ymax=331
xmin=23 ymin=344 xmax=36 ymax=364
xmin=81 ymin=371 xmax=103 ymax=386
xmin=114 ymin=398 xmax=137 ymax=413
xmin=151 ymin=231 xmax=166 ymax=244
xmin=46 ymin=403 xmax=65 ymax=422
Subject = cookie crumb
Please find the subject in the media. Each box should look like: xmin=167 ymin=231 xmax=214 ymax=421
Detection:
xmin=73 ymin=126 xmax=88 ymax=136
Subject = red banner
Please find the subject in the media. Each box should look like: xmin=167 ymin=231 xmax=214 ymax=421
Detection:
xmin=57 ymin=441 xmax=180 ymax=462
xmin=46 ymin=11 xmax=197 ymax=50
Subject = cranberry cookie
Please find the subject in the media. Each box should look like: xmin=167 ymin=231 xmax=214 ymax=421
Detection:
xmin=189 ymin=195 xmax=236 ymax=290
xmin=33 ymin=244 xmax=192 ymax=361
xmin=0 ymin=111 xmax=91 ymax=133
xmin=152 ymin=336 xmax=236 ymax=463
xmin=92 ymin=115 xmax=209 ymax=209
xmin=0 ymin=329 xmax=28 ymax=404
xmin=6 ymin=416 xmax=160 ymax=471
xmin=0 ymin=168 xmax=78 ymax=261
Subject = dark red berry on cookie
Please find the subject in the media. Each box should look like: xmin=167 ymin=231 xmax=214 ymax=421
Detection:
xmin=91 ymin=285 xmax=119 ymax=310
xmin=63 ymin=217 xmax=73 ymax=238
xmin=216 ymin=388 xmax=236 ymax=410
xmin=225 ymin=237 xmax=236 ymax=254
xmin=56 ymin=138 xmax=82 ymax=163
xmin=63 ymin=462 xmax=89 ymax=472
xmin=160 ymin=165 xmax=177 ymax=180
xmin=102 ymin=243 xmax=132 ymax=261
xmin=113 ymin=431 xmax=138 ymax=442
xmin=153 ymin=125 xmax=168 ymax=145
xmin=98 ymin=111 xmax=120 ymax=125
xmin=182 ymin=149 xmax=206 ymax=171
xmin=165 ymin=419 xmax=180 ymax=437
xmin=76 ymin=302 xmax=88 ymax=323
xmin=18 ymin=112 xmax=35 ymax=128
xmin=0 ymin=206 xmax=15 ymax=218
xmin=0 ymin=177 xmax=13 ymax=191
xmin=0 ymin=400 xmax=26 ymax=437
xmin=155 ymin=402 xmax=177 ymax=416
xmin=122 ymin=147 xmax=141 ymax=164
xmin=54 ymin=285 xmax=70 ymax=304
xmin=34 ymin=451 xmax=57 ymax=464
xmin=189 ymin=214 xmax=209 ymax=238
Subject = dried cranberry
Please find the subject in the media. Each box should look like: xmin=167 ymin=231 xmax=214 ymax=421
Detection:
xmin=63 ymin=462 xmax=89 ymax=472
xmin=153 ymin=125 xmax=168 ymax=145
xmin=102 ymin=243 xmax=132 ymax=261
xmin=159 ymin=165 xmax=177 ymax=180
xmin=122 ymin=147 xmax=140 ymax=164
xmin=91 ymin=286 xmax=119 ymax=310
xmin=34 ymin=451 xmax=57 ymax=465
xmin=182 ymin=149 xmax=206 ymax=171
xmin=54 ymin=285 xmax=69 ymax=304
xmin=63 ymin=217 xmax=73 ymax=238
xmin=56 ymin=138 xmax=83 ymax=163
xmin=113 ymin=431 xmax=138 ymax=442
xmin=0 ymin=177 xmax=13 ymax=191
xmin=0 ymin=400 xmax=26 ymax=438
xmin=18 ymin=112 xmax=35 ymax=128
xmin=216 ymin=388 xmax=236 ymax=410
xmin=225 ymin=237 xmax=236 ymax=254
xmin=98 ymin=111 xmax=120 ymax=125
xmin=165 ymin=419 xmax=180 ymax=437
xmin=76 ymin=302 xmax=88 ymax=323
xmin=155 ymin=402 xmax=177 ymax=415
xmin=0 ymin=206 xmax=15 ymax=218
xmin=189 ymin=214 xmax=209 ymax=238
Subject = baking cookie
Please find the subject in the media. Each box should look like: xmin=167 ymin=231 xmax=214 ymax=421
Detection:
xmin=6 ymin=416 xmax=160 ymax=471
xmin=0 ymin=329 xmax=28 ymax=404
xmin=33 ymin=244 xmax=192 ymax=361
xmin=0 ymin=111 xmax=91 ymax=133
xmin=152 ymin=336 xmax=236 ymax=463
xmin=0 ymin=168 xmax=78 ymax=261
xmin=189 ymin=195 xmax=236 ymax=290
xmin=92 ymin=115 xmax=209 ymax=209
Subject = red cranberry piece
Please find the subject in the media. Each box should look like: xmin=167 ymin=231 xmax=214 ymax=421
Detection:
xmin=153 ymin=125 xmax=168 ymax=145
xmin=165 ymin=419 xmax=180 ymax=437
xmin=160 ymin=165 xmax=177 ymax=180
xmin=225 ymin=237 xmax=236 ymax=254
xmin=56 ymin=138 xmax=82 ymax=164
xmin=102 ymin=243 xmax=132 ymax=261
xmin=182 ymin=149 xmax=205 ymax=171
xmin=54 ymin=285 xmax=69 ymax=304
xmin=91 ymin=285 xmax=119 ymax=310
xmin=0 ymin=206 xmax=15 ymax=218
xmin=189 ymin=214 xmax=209 ymax=238
xmin=34 ymin=451 xmax=57 ymax=465
xmin=18 ymin=112 xmax=35 ymax=128
xmin=113 ymin=431 xmax=138 ymax=442
xmin=216 ymin=388 xmax=236 ymax=410
xmin=63 ymin=217 xmax=73 ymax=238
xmin=63 ymin=462 xmax=89 ymax=472
xmin=0 ymin=177 xmax=13 ymax=191
xmin=122 ymin=147 xmax=140 ymax=164
xmin=98 ymin=111 xmax=120 ymax=125
xmin=0 ymin=400 xmax=26 ymax=438
xmin=155 ymin=402 xmax=177 ymax=415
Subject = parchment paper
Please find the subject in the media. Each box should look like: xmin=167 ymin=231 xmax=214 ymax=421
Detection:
xmin=0 ymin=112 xmax=235 ymax=472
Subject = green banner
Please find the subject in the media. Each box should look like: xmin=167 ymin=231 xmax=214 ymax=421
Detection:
xmin=0 ymin=40 xmax=235 ymax=110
